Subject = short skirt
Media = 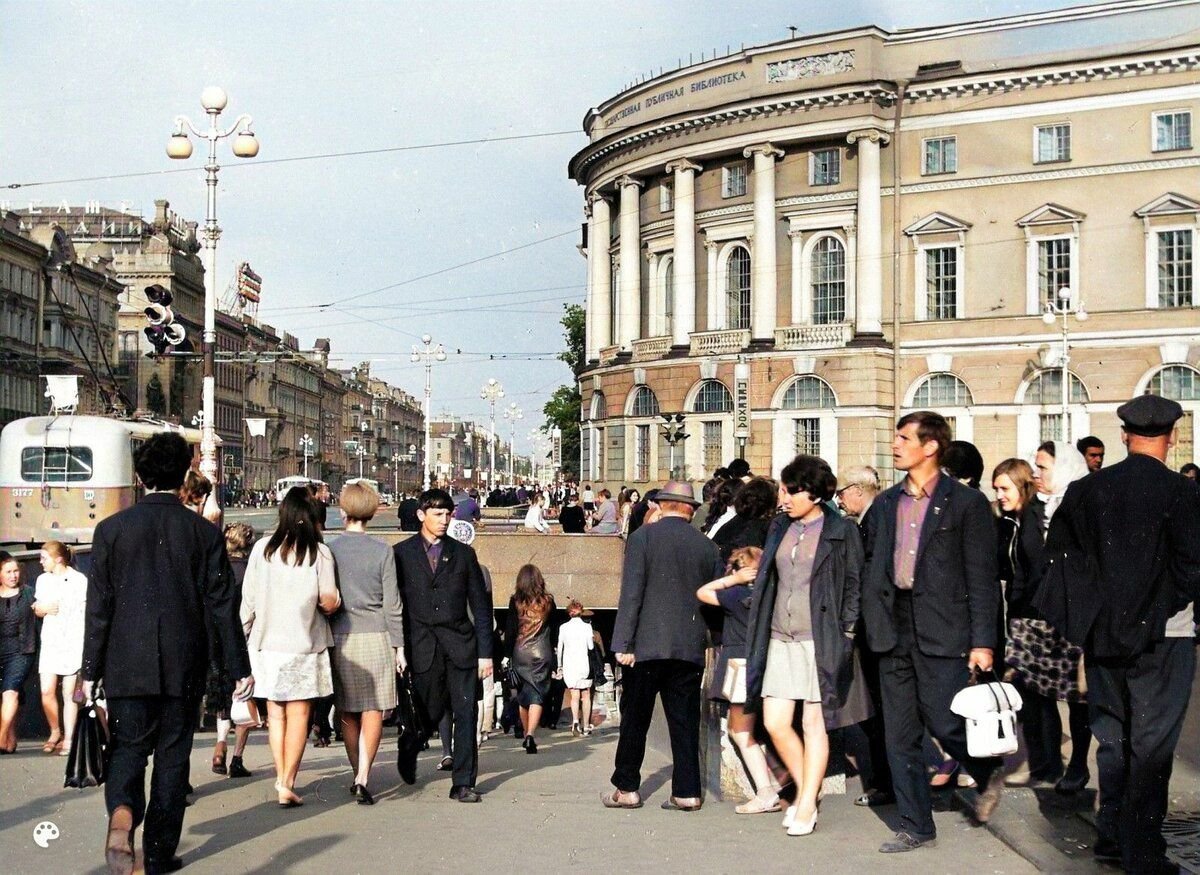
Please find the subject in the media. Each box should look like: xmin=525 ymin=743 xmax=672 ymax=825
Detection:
xmin=761 ymin=639 xmax=821 ymax=703
xmin=330 ymin=632 xmax=398 ymax=712
xmin=0 ymin=652 xmax=33 ymax=693
xmin=251 ymin=648 xmax=333 ymax=702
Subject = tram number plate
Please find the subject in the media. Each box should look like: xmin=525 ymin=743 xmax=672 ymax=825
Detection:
xmin=9 ymin=488 xmax=34 ymax=497
xmin=83 ymin=490 xmax=95 ymax=501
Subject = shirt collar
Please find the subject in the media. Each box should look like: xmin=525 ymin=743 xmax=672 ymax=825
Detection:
xmin=902 ymin=472 xmax=939 ymax=500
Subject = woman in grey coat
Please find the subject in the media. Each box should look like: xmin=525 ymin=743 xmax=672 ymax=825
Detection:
xmin=327 ymin=481 xmax=405 ymax=806
xmin=744 ymin=455 xmax=871 ymax=838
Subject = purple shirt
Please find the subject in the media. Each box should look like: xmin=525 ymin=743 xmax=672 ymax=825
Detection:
xmin=421 ymin=535 xmax=443 ymax=574
xmin=893 ymin=474 xmax=938 ymax=590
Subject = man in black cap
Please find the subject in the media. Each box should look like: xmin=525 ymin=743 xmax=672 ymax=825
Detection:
xmin=1038 ymin=393 xmax=1200 ymax=873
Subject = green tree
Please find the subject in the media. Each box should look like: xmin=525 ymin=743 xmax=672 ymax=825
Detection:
xmin=543 ymin=303 xmax=583 ymax=476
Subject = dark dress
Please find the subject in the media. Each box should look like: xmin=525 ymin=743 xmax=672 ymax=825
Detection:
xmin=558 ymin=505 xmax=587 ymax=534
xmin=0 ymin=586 xmax=36 ymax=693
xmin=505 ymin=595 xmax=556 ymax=708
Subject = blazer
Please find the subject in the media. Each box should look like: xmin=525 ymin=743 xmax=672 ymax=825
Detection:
xmin=1038 ymin=453 xmax=1200 ymax=660
xmin=860 ymin=475 xmax=1000 ymax=658
xmin=611 ymin=515 xmax=724 ymax=666
xmin=82 ymin=492 xmax=250 ymax=698
xmin=393 ymin=534 xmax=494 ymax=674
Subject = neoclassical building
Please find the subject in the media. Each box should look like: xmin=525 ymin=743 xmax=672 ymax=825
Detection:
xmin=569 ymin=0 xmax=1200 ymax=489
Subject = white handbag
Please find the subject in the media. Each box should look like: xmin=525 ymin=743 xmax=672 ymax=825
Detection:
xmin=950 ymin=679 xmax=1023 ymax=759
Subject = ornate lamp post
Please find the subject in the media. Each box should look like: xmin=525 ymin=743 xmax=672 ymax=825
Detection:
xmin=299 ymin=433 xmax=314 ymax=479
xmin=411 ymin=334 xmax=446 ymax=491
xmin=660 ymin=413 xmax=689 ymax=480
xmin=1041 ymin=286 xmax=1088 ymax=444
xmin=480 ymin=378 xmax=505 ymax=493
xmin=503 ymin=402 xmax=523 ymax=483
xmin=167 ymin=86 xmax=259 ymax=503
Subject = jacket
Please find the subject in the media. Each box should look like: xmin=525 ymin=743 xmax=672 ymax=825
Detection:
xmin=860 ymin=475 xmax=1000 ymax=658
xmin=82 ymin=492 xmax=250 ymax=698
xmin=997 ymin=498 xmax=1046 ymax=621
xmin=241 ymin=540 xmax=338 ymax=654
xmin=744 ymin=508 xmax=872 ymax=729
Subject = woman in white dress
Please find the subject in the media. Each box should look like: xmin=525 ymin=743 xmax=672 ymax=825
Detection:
xmin=241 ymin=487 xmax=341 ymax=807
xmin=556 ymin=600 xmax=596 ymax=735
xmin=524 ymin=494 xmax=550 ymax=533
xmin=32 ymin=541 xmax=87 ymax=756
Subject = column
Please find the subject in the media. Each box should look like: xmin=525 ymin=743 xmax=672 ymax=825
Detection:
xmin=847 ymin=129 xmax=890 ymax=337
xmin=583 ymin=197 xmax=597 ymax=363
xmin=788 ymin=229 xmax=805 ymax=324
xmin=744 ymin=144 xmax=784 ymax=344
xmin=589 ymin=193 xmax=612 ymax=357
xmin=616 ymin=175 xmax=644 ymax=350
xmin=665 ymin=159 xmax=701 ymax=349
xmin=705 ymin=240 xmax=719 ymax=330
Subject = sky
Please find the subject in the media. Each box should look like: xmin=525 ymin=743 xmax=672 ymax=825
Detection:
xmin=0 ymin=0 xmax=1114 ymax=451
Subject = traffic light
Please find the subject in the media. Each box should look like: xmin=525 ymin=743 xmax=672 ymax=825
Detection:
xmin=143 ymin=284 xmax=191 ymax=354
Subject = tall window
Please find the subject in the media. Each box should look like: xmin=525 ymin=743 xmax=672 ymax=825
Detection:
xmin=590 ymin=391 xmax=607 ymax=420
xmin=635 ymin=424 xmax=650 ymax=481
xmin=692 ymin=380 xmax=733 ymax=413
xmin=794 ymin=418 xmax=821 ymax=456
xmin=912 ymin=373 xmax=973 ymax=407
xmin=1035 ymin=123 xmax=1071 ymax=163
xmin=1157 ymin=229 xmax=1193 ymax=308
xmin=660 ymin=181 xmax=674 ymax=212
xmin=925 ymin=247 xmax=958 ymax=320
xmin=1148 ymin=365 xmax=1200 ymax=400
xmin=922 ymin=136 xmax=957 ymax=175
xmin=1153 ymin=110 xmax=1192 ymax=152
xmin=781 ymin=376 xmax=836 ymax=410
xmin=630 ymin=385 xmax=660 ymax=417
xmin=608 ymin=262 xmax=618 ymax=346
xmin=663 ymin=258 xmax=675 ymax=337
xmin=811 ymin=237 xmax=846 ymax=324
xmin=1038 ymin=238 xmax=1072 ymax=307
xmin=726 ymin=246 xmax=751 ymax=330
xmin=722 ymin=163 xmax=747 ymax=198
xmin=702 ymin=421 xmax=723 ymax=472
xmin=810 ymin=148 xmax=840 ymax=185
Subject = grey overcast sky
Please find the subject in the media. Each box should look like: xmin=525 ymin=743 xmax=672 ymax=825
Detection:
xmin=1 ymin=0 xmax=1113 ymax=446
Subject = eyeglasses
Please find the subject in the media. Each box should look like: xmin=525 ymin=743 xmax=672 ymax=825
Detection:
xmin=835 ymin=485 xmax=859 ymax=497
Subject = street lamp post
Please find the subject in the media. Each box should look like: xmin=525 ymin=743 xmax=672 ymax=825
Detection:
xmin=480 ymin=378 xmax=505 ymax=494
xmin=167 ymin=86 xmax=259 ymax=503
xmin=503 ymin=402 xmax=523 ymax=483
xmin=660 ymin=413 xmax=689 ymax=480
xmin=411 ymin=334 xmax=446 ymax=491
xmin=1041 ymin=286 xmax=1088 ymax=444
xmin=299 ymin=433 xmax=314 ymax=479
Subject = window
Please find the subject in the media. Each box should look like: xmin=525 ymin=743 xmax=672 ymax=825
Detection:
xmin=1153 ymin=110 xmax=1192 ymax=152
xmin=20 ymin=446 xmax=94 ymax=483
xmin=1025 ymin=370 xmax=1089 ymax=404
xmin=722 ymin=163 xmax=747 ymax=198
xmin=660 ymin=181 xmax=674 ymax=212
xmin=590 ymin=391 xmax=607 ymax=420
xmin=912 ymin=373 xmax=973 ymax=407
xmin=794 ymin=418 xmax=821 ymax=456
xmin=925 ymin=247 xmax=958 ymax=320
xmin=634 ymin=424 xmax=650 ymax=481
xmin=781 ymin=376 xmax=836 ymax=409
xmin=1148 ymin=365 xmax=1200 ymax=400
xmin=726 ymin=246 xmax=751 ymax=330
xmin=662 ymin=258 xmax=675 ymax=337
xmin=1157 ymin=229 xmax=1193 ymax=308
xmin=1038 ymin=238 xmax=1072 ymax=307
xmin=1039 ymin=413 xmax=1065 ymax=443
xmin=1035 ymin=123 xmax=1071 ymax=163
xmin=810 ymin=237 xmax=846 ymax=324
xmin=702 ymin=421 xmax=723 ymax=472
xmin=630 ymin=386 xmax=661 ymax=417
xmin=923 ymin=136 xmax=957 ymax=175
xmin=692 ymin=380 xmax=733 ymax=413
xmin=810 ymin=149 xmax=840 ymax=185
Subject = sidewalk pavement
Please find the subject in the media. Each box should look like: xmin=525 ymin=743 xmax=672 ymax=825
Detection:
xmin=1 ymin=722 xmax=1035 ymax=874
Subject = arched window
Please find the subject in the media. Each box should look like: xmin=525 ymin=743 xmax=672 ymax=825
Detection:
xmin=630 ymin=385 xmax=661 ymax=417
xmin=1148 ymin=364 xmax=1200 ymax=400
xmin=692 ymin=380 xmax=733 ymax=413
xmin=811 ymin=237 xmax=846 ymax=324
xmin=726 ymin=245 xmax=751 ymax=330
xmin=781 ymin=376 xmax=837 ymax=409
xmin=590 ymin=391 xmax=607 ymax=420
xmin=1025 ymin=370 xmax=1089 ymax=404
xmin=912 ymin=373 xmax=973 ymax=407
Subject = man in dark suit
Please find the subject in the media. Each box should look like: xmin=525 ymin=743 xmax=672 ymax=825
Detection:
xmin=1040 ymin=395 xmax=1200 ymax=873
xmin=860 ymin=411 xmax=1003 ymax=853
xmin=604 ymin=481 xmax=723 ymax=812
xmin=397 ymin=492 xmax=421 ymax=532
xmin=82 ymin=434 xmax=251 ymax=875
xmin=393 ymin=488 xmax=494 ymax=802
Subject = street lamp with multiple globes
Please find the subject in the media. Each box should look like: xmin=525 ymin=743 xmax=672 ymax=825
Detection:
xmin=299 ymin=433 xmax=314 ymax=479
xmin=412 ymin=334 xmax=446 ymax=490
xmin=479 ymin=378 xmax=505 ymax=493
xmin=167 ymin=86 xmax=259 ymax=503
xmin=1041 ymin=286 xmax=1088 ymax=444
xmin=660 ymin=413 xmax=689 ymax=480
xmin=503 ymin=402 xmax=523 ymax=483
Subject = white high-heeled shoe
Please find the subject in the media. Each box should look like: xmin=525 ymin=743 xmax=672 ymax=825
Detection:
xmin=786 ymin=809 xmax=818 ymax=837
xmin=781 ymin=804 xmax=796 ymax=829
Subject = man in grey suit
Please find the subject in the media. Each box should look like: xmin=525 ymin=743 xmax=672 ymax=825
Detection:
xmin=604 ymin=482 xmax=724 ymax=812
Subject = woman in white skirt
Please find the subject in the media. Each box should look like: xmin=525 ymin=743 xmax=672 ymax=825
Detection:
xmin=32 ymin=541 xmax=87 ymax=756
xmin=556 ymin=600 xmax=595 ymax=735
xmin=242 ymin=487 xmax=341 ymax=807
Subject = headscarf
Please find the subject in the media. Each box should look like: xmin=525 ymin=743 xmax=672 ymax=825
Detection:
xmin=1034 ymin=439 xmax=1089 ymax=526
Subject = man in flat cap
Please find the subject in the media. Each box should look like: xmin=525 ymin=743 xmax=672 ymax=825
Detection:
xmin=1038 ymin=393 xmax=1200 ymax=873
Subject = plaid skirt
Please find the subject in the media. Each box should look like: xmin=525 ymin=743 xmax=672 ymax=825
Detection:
xmin=331 ymin=632 xmax=398 ymax=712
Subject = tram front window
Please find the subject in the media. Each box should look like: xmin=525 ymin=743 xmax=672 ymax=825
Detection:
xmin=20 ymin=446 xmax=94 ymax=483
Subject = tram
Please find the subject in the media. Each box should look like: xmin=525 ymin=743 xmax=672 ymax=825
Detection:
xmin=0 ymin=415 xmax=210 ymax=545
xmin=274 ymin=475 xmax=326 ymax=503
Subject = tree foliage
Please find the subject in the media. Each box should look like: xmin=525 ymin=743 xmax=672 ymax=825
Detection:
xmin=542 ymin=303 xmax=584 ymax=476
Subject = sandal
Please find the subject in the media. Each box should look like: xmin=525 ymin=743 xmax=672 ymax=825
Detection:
xmin=601 ymin=789 xmax=643 ymax=809
xmin=661 ymin=796 xmax=702 ymax=812
xmin=735 ymin=793 xmax=782 ymax=814
xmin=42 ymin=738 xmax=62 ymax=754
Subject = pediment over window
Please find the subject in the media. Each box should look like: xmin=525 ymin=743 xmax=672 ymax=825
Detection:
xmin=1133 ymin=192 xmax=1200 ymax=218
xmin=903 ymin=212 xmax=971 ymax=236
xmin=1016 ymin=203 xmax=1086 ymax=227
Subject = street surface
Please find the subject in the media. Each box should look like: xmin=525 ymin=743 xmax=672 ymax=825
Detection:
xmin=0 ymin=721 xmax=1036 ymax=874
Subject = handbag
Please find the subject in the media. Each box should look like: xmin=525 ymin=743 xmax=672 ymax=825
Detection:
xmin=587 ymin=647 xmax=606 ymax=686
xmin=950 ymin=672 xmax=1023 ymax=759
xmin=394 ymin=671 xmax=427 ymax=785
xmin=64 ymin=686 xmax=108 ymax=789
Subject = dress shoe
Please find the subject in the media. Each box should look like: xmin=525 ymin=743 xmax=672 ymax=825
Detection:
xmin=397 ymin=743 xmax=418 ymax=785
xmin=879 ymin=831 xmax=937 ymax=853
xmin=449 ymin=785 xmax=482 ymax=803
xmin=1092 ymin=837 xmax=1122 ymax=862
xmin=144 ymin=857 xmax=184 ymax=874
xmin=975 ymin=770 xmax=1005 ymax=823
xmin=227 ymin=756 xmax=251 ymax=779
xmin=352 ymin=783 xmax=375 ymax=806
xmin=435 ymin=755 xmax=454 ymax=771
xmin=853 ymin=789 xmax=895 ymax=807
xmin=786 ymin=809 xmax=817 ymax=836
xmin=1055 ymin=769 xmax=1089 ymax=795
xmin=524 ymin=735 xmax=538 ymax=754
